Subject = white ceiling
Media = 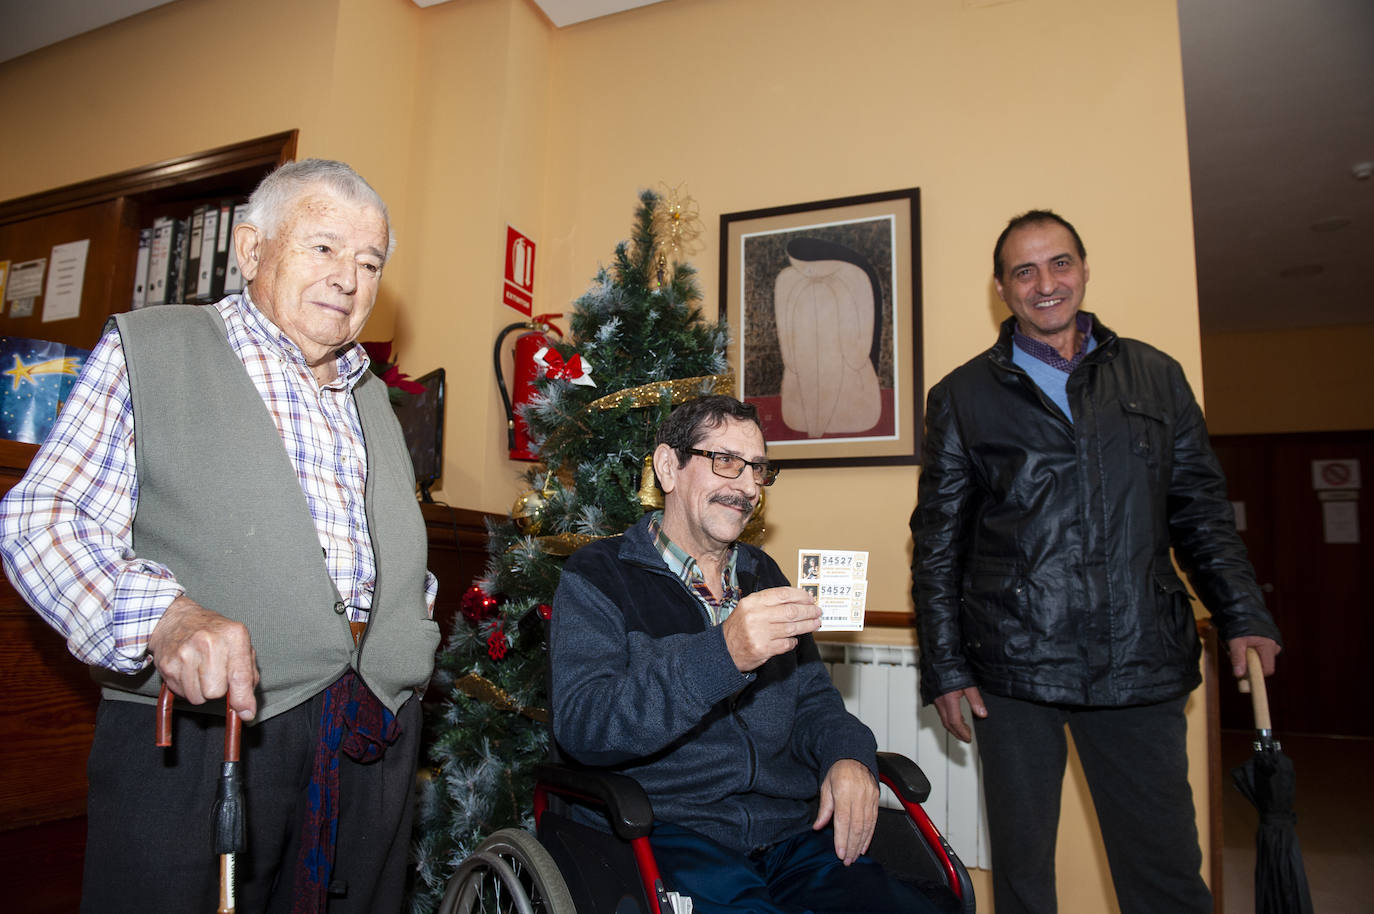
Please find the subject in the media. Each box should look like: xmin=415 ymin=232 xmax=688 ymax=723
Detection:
xmin=0 ymin=0 xmax=179 ymax=63
xmin=0 ymin=0 xmax=667 ymax=58
xmin=2 ymin=0 xmax=1370 ymax=335
xmin=526 ymin=0 xmax=667 ymax=27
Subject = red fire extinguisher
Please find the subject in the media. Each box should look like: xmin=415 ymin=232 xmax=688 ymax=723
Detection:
xmin=494 ymin=313 xmax=563 ymax=461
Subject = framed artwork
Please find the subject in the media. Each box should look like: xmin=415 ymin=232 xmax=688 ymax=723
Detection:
xmin=718 ymin=187 xmax=922 ymax=467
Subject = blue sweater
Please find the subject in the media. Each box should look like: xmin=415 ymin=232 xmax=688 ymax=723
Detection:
xmin=1011 ymin=331 xmax=1099 ymax=423
xmin=549 ymin=514 xmax=877 ymax=853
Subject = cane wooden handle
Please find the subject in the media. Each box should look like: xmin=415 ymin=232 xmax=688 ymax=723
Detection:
xmin=155 ymin=682 xmax=174 ymax=747
xmin=1246 ymin=647 xmax=1272 ymax=731
xmin=224 ymin=706 xmax=242 ymax=763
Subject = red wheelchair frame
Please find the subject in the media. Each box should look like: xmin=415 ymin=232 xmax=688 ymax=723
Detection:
xmin=531 ymin=751 xmax=975 ymax=914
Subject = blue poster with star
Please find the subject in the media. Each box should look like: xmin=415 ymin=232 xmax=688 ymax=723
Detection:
xmin=0 ymin=337 xmax=91 ymax=444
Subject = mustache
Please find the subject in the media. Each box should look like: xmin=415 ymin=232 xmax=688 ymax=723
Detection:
xmin=710 ymin=493 xmax=755 ymax=512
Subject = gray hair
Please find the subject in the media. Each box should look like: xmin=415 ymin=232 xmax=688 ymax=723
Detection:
xmin=244 ymin=158 xmax=396 ymax=260
xmin=655 ymin=395 xmax=765 ymax=469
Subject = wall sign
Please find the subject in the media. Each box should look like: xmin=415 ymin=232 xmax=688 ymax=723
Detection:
xmin=1311 ymin=458 xmax=1360 ymax=490
xmin=503 ymin=225 xmax=535 ymax=316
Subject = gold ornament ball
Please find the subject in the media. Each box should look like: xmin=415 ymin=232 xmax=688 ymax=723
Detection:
xmin=511 ymin=487 xmax=548 ymax=535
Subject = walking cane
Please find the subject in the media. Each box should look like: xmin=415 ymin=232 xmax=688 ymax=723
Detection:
xmin=156 ymin=682 xmax=246 ymax=914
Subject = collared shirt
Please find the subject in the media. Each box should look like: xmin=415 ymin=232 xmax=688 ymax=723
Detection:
xmin=1012 ymin=311 xmax=1096 ymax=373
xmin=1012 ymin=312 xmax=1098 ymax=422
xmin=647 ymin=510 xmax=741 ymax=626
xmin=0 ymin=293 xmax=436 ymax=673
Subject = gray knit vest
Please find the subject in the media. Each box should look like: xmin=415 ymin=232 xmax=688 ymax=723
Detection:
xmin=90 ymin=305 xmax=439 ymax=720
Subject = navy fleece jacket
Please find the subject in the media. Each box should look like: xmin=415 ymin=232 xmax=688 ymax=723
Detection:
xmin=550 ymin=514 xmax=877 ymax=854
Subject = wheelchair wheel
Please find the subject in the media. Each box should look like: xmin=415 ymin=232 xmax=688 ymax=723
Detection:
xmin=439 ymin=827 xmax=576 ymax=914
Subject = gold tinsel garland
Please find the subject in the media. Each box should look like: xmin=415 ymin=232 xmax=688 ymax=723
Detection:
xmin=517 ymin=189 xmax=734 ymax=557
xmin=454 ymin=672 xmax=549 ymax=723
xmin=520 ymin=374 xmax=738 ymax=557
xmin=533 ymin=373 xmax=733 ymax=462
xmin=587 ymin=373 xmax=734 ymax=412
xmin=533 ymin=532 xmax=605 ymax=556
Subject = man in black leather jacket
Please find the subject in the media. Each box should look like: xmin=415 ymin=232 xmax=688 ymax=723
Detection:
xmin=910 ymin=210 xmax=1282 ymax=914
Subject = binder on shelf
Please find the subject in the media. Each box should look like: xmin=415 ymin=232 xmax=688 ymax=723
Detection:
xmin=166 ymin=216 xmax=189 ymax=306
xmin=182 ymin=206 xmax=206 ymax=302
xmin=222 ymin=202 xmax=251 ymax=294
xmin=146 ymin=217 xmax=176 ymax=307
xmin=195 ymin=204 xmax=219 ymax=301
xmin=208 ymin=200 xmax=234 ymax=299
xmin=131 ymin=227 xmax=152 ymax=310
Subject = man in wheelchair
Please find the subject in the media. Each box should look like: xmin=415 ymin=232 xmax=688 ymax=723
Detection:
xmin=550 ymin=396 xmax=944 ymax=914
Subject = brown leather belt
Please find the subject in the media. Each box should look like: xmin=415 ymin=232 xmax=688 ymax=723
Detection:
xmin=349 ymin=620 xmax=367 ymax=645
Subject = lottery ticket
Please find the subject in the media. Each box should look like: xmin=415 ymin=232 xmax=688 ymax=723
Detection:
xmin=798 ymin=549 xmax=868 ymax=631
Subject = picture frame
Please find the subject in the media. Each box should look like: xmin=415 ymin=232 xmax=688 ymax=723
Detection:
xmin=718 ymin=188 xmax=922 ymax=467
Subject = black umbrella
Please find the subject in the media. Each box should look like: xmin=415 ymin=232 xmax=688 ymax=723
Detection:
xmin=1230 ymin=649 xmax=1313 ymax=914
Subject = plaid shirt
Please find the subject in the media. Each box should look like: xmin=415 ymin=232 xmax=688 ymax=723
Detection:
xmin=0 ymin=293 xmax=436 ymax=673
xmin=1012 ymin=311 xmax=1095 ymax=372
xmin=647 ymin=510 xmax=741 ymax=625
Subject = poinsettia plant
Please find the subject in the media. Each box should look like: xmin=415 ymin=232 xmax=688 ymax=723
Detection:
xmin=361 ymin=340 xmax=425 ymax=403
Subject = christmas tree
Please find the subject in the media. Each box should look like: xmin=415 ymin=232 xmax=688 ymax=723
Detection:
xmin=409 ymin=187 xmax=731 ymax=911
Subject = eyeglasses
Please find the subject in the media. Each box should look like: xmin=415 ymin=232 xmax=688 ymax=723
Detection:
xmin=687 ymin=448 xmax=780 ymax=486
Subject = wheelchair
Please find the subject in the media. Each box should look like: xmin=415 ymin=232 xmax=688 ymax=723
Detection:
xmin=438 ymin=750 xmax=975 ymax=914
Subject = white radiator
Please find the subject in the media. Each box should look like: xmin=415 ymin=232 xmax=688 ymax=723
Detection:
xmin=818 ymin=642 xmax=990 ymax=869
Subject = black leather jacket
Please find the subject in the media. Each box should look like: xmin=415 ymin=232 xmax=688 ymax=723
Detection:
xmin=910 ymin=315 xmax=1280 ymax=707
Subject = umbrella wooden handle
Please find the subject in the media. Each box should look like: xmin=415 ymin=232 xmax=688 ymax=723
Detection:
xmin=1246 ymin=647 xmax=1272 ymax=731
xmin=155 ymin=682 xmax=174 ymax=747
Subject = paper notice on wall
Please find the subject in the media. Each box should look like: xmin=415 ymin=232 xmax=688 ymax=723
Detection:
xmin=7 ymin=258 xmax=45 ymax=301
xmin=1321 ymin=498 xmax=1360 ymax=544
xmin=798 ymin=549 xmax=868 ymax=631
xmin=6 ymin=258 xmax=45 ymax=318
xmin=42 ymin=239 xmax=89 ymax=322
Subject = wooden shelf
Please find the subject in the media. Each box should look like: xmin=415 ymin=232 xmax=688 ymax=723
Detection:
xmin=0 ymin=132 xmax=298 ymax=225
xmin=0 ymin=131 xmax=297 ymax=352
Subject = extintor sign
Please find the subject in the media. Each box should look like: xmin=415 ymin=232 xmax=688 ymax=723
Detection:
xmin=503 ymin=225 xmax=535 ymax=315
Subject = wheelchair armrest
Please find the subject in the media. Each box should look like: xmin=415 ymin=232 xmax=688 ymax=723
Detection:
xmin=534 ymin=761 xmax=655 ymax=841
xmin=876 ymin=751 xmax=932 ymax=804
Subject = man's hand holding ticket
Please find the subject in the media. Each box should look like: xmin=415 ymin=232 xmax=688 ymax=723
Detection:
xmin=797 ymin=549 xmax=868 ymax=631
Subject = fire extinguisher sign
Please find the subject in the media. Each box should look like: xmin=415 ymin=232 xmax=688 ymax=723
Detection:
xmin=503 ymin=225 xmax=535 ymax=316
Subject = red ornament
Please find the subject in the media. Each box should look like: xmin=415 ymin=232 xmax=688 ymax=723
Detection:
xmin=461 ymin=585 xmax=499 ymax=625
xmin=487 ymin=627 xmax=509 ymax=661
xmin=537 ymin=603 xmax=553 ymax=621
xmin=533 ymin=347 xmax=594 ymax=387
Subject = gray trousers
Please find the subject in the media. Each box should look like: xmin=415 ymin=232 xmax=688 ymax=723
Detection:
xmin=973 ymin=692 xmax=1211 ymax=914
xmin=81 ymin=690 xmax=421 ymax=914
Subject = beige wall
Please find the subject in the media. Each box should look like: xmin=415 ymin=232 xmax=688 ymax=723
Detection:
xmin=537 ymin=0 xmax=1204 ymax=626
xmin=0 ymin=0 xmax=340 ymax=199
xmin=0 ymin=0 xmax=1216 ymax=908
xmin=538 ymin=5 xmax=1205 ymax=905
xmin=1203 ymin=324 xmax=1374 ymax=435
